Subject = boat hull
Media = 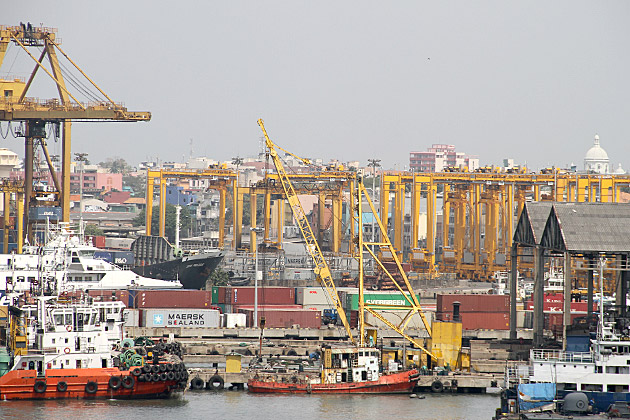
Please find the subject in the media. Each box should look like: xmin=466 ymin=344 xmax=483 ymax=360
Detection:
xmin=0 ymin=367 xmax=182 ymax=400
xmin=248 ymin=369 xmax=419 ymax=394
xmin=132 ymin=252 xmax=223 ymax=290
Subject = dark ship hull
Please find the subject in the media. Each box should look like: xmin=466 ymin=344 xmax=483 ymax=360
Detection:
xmin=131 ymin=236 xmax=224 ymax=290
xmin=132 ymin=251 xmax=224 ymax=290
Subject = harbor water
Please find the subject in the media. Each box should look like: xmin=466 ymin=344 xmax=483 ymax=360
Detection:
xmin=0 ymin=391 xmax=499 ymax=420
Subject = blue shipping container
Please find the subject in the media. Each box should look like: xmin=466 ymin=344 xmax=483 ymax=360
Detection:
xmin=28 ymin=207 xmax=62 ymax=221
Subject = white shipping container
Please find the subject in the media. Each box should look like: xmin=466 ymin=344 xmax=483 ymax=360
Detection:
xmin=224 ymin=313 xmax=247 ymax=328
xmin=123 ymin=309 xmax=141 ymax=327
xmin=143 ymin=308 xmax=220 ymax=328
xmin=296 ymin=287 xmax=358 ymax=305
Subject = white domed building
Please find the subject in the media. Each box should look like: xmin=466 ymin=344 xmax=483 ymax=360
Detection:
xmin=584 ymin=134 xmax=610 ymax=174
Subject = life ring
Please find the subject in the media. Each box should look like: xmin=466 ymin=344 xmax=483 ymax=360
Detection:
xmin=208 ymin=374 xmax=224 ymax=391
xmin=66 ymin=325 xmax=72 ymax=332
xmin=190 ymin=377 xmax=205 ymax=390
xmin=121 ymin=376 xmax=135 ymax=389
xmin=56 ymin=381 xmax=68 ymax=392
xmin=431 ymin=380 xmax=443 ymax=393
xmin=108 ymin=376 xmax=122 ymax=390
xmin=33 ymin=380 xmax=47 ymax=393
xmin=85 ymin=381 xmax=98 ymax=394
xmin=64 ymin=347 xmax=71 ymax=354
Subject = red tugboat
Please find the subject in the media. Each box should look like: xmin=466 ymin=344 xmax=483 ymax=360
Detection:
xmin=248 ymin=345 xmax=420 ymax=394
xmin=0 ymin=297 xmax=188 ymax=400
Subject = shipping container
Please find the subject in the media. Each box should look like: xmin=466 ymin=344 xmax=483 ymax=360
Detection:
xmin=94 ymin=251 xmax=135 ymax=267
xmin=238 ymin=308 xmax=321 ymax=328
xmin=211 ymin=286 xmax=219 ymax=304
xmin=86 ymin=235 xmax=106 ymax=248
xmin=437 ymin=311 xmax=510 ymax=330
xmin=28 ymin=206 xmax=62 ymax=221
xmin=142 ymin=308 xmax=220 ymax=328
xmin=218 ymin=286 xmax=295 ymax=306
xmin=224 ymin=313 xmax=247 ymax=328
xmin=123 ymin=308 xmax=141 ymax=327
xmin=525 ymin=301 xmax=596 ymax=312
xmin=364 ymin=310 xmax=431 ymax=330
xmin=436 ymin=294 xmax=509 ymax=313
xmin=345 ymin=291 xmax=422 ymax=312
xmin=88 ymin=289 xmax=132 ymax=307
xmin=136 ymin=290 xmax=214 ymax=309
xmin=104 ymin=237 xmax=134 ymax=250
xmin=296 ymin=287 xmax=358 ymax=305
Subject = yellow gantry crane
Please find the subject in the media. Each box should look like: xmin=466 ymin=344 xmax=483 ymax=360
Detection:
xmin=258 ymin=119 xmax=355 ymax=343
xmin=0 ymin=24 xmax=150 ymax=240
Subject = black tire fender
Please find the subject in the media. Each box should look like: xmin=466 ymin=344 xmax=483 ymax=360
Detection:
xmin=34 ymin=380 xmax=47 ymax=393
xmin=190 ymin=377 xmax=205 ymax=390
xmin=121 ymin=375 xmax=135 ymax=389
xmin=85 ymin=381 xmax=98 ymax=394
xmin=208 ymin=374 xmax=224 ymax=391
xmin=56 ymin=381 xmax=68 ymax=392
xmin=431 ymin=380 xmax=443 ymax=393
xmin=132 ymin=367 xmax=142 ymax=377
xmin=108 ymin=376 xmax=122 ymax=390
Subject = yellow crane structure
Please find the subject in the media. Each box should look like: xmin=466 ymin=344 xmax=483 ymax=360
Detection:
xmin=144 ymin=169 xmax=236 ymax=246
xmin=0 ymin=24 xmax=150 ymax=240
xmin=380 ymin=170 xmax=630 ymax=279
xmin=258 ymin=118 xmax=354 ymax=342
xmin=0 ymin=179 xmax=24 ymax=253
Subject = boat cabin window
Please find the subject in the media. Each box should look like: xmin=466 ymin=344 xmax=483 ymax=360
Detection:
xmin=54 ymin=314 xmax=63 ymax=325
xmin=65 ymin=314 xmax=72 ymax=325
xmin=581 ymin=384 xmax=603 ymax=391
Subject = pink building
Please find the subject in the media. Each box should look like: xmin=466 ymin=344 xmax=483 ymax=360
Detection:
xmin=12 ymin=170 xmax=122 ymax=193
xmin=409 ymin=144 xmax=479 ymax=173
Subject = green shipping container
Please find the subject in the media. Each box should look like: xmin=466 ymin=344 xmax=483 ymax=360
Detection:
xmin=211 ymin=286 xmax=219 ymax=304
xmin=344 ymin=292 xmax=421 ymax=311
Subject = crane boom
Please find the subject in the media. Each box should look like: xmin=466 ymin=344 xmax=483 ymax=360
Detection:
xmin=257 ymin=119 xmax=355 ymax=343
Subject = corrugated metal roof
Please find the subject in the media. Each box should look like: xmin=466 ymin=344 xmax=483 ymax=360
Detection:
xmin=541 ymin=202 xmax=630 ymax=253
xmin=513 ymin=202 xmax=553 ymax=246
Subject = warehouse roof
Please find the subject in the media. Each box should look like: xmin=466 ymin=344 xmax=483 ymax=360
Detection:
xmin=541 ymin=202 xmax=630 ymax=253
xmin=513 ymin=202 xmax=553 ymax=246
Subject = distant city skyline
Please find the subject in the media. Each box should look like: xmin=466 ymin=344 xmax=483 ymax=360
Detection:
xmin=2 ymin=2 xmax=629 ymax=172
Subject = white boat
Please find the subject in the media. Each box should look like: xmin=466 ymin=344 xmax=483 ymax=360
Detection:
xmin=0 ymin=224 xmax=181 ymax=300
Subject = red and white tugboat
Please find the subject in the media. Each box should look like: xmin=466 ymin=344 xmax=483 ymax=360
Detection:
xmin=0 ymin=296 xmax=188 ymax=400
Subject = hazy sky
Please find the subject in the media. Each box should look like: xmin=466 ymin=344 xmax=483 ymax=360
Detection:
xmin=3 ymin=2 xmax=629 ymax=171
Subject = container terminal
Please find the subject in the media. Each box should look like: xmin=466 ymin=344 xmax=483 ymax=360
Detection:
xmin=1 ymin=24 xmax=630 ymax=404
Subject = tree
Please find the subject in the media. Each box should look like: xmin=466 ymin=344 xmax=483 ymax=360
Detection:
xmin=99 ymin=157 xmax=133 ymax=175
xmin=84 ymin=224 xmax=104 ymax=236
xmin=123 ymin=174 xmax=146 ymax=197
xmin=133 ymin=203 xmax=191 ymax=243
xmin=209 ymin=268 xmax=230 ymax=286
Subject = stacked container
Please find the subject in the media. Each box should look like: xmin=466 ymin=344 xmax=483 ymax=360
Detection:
xmin=436 ymin=294 xmax=510 ymax=330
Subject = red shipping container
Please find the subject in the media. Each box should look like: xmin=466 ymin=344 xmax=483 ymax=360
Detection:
xmin=88 ymin=289 xmax=131 ymax=306
xmin=135 ymin=290 xmax=213 ymax=309
xmin=217 ymin=287 xmax=227 ymax=304
xmin=437 ymin=294 xmax=509 ymax=313
xmin=545 ymin=312 xmax=587 ymax=329
xmin=86 ymin=235 xmax=106 ymax=248
xmin=525 ymin=301 xmax=596 ymax=312
xmin=223 ymin=287 xmax=295 ymax=306
xmin=238 ymin=308 xmax=321 ymax=328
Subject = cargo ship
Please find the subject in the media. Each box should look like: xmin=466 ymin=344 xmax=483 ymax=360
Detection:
xmin=130 ymin=235 xmax=224 ymax=290
xmin=248 ymin=345 xmax=420 ymax=394
xmin=0 ymin=296 xmax=188 ymax=400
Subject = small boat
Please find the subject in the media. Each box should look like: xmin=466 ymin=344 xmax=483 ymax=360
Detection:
xmin=247 ymin=345 xmax=420 ymax=394
xmin=0 ymin=295 xmax=188 ymax=400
